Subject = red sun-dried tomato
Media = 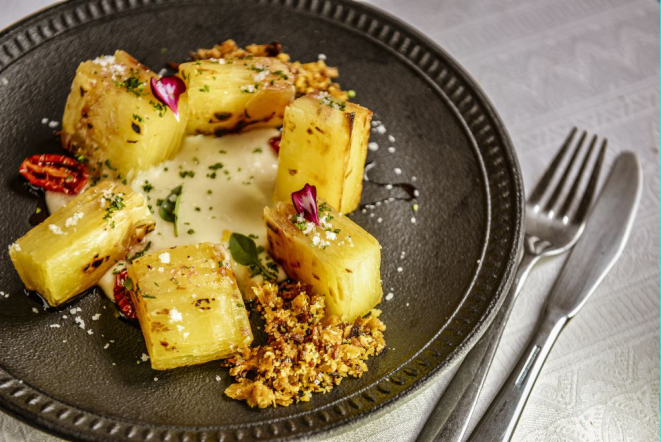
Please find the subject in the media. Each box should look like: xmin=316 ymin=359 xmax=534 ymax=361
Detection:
xmin=114 ymin=269 xmax=136 ymax=320
xmin=269 ymin=134 xmax=281 ymax=154
xmin=19 ymin=154 xmax=88 ymax=195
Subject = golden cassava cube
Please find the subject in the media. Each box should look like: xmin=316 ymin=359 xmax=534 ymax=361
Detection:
xmin=9 ymin=182 xmax=154 ymax=307
xmin=263 ymin=201 xmax=382 ymax=321
xmin=128 ymin=243 xmax=253 ymax=370
xmin=178 ymin=57 xmax=295 ymax=136
xmin=62 ymin=50 xmax=189 ymax=179
xmin=273 ymin=93 xmax=373 ymax=214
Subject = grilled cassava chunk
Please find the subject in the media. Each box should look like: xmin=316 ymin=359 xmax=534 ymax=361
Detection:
xmin=62 ymin=50 xmax=189 ymax=179
xmin=263 ymin=201 xmax=382 ymax=321
xmin=273 ymin=93 xmax=372 ymax=214
xmin=178 ymin=57 xmax=295 ymax=136
xmin=9 ymin=182 xmax=154 ymax=307
xmin=128 ymin=243 xmax=253 ymax=370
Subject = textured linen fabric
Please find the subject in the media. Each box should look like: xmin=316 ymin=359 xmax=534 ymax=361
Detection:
xmin=0 ymin=1 xmax=659 ymax=441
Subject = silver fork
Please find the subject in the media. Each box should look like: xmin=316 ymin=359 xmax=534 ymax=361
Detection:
xmin=417 ymin=128 xmax=607 ymax=442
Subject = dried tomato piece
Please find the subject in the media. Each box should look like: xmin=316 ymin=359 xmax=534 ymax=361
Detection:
xmin=114 ymin=268 xmax=136 ymax=320
xmin=19 ymin=154 xmax=88 ymax=195
xmin=269 ymin=134 xmax=281 ymax=154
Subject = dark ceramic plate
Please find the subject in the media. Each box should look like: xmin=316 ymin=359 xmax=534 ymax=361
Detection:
xmin=0 ymin=1 xmax=523 ymax=440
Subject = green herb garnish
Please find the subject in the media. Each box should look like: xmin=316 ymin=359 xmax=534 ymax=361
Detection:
xmin=319 ymin=95 xmax=346 ymax=111
xmin=126 ymin=241 xmax=152 ymax=263
xmin=142 ymin=181 xmax=153 ymax=192
xmin=102 ymin=192 xmax=126 ymax=228
xmin=159 ymin=185 xmax=182 ymax=237
xmin=228 ymin=233 xmax=277 ymax=280
xmin=115 ymin=72 xmax=145 ymax=97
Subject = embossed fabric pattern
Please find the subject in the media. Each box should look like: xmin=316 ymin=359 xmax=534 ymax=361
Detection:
xmin=0 ymin=0 xmax=659 ymax=441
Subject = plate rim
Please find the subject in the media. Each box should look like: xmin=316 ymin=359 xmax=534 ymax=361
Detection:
xmin=0 ymin=0 xmax=525 ymax=440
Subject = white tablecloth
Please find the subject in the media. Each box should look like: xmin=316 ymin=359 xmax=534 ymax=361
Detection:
xmin=1 ymin=1 xmax=659 ymax=441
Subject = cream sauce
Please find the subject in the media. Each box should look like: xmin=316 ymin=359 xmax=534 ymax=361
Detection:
xmin=46 ymin=128 xmax=285 ymax=301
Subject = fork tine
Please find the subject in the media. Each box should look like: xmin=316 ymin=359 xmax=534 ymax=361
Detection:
xmin=543 ymin=130 xmax=588 ymax=213
xmin=572 ymin=138 xmax=607 ymax=224
xmin=558 ymin=135 xmax=598 ymax=218
xmin=528 ymin=127 xmax=578 ymax=205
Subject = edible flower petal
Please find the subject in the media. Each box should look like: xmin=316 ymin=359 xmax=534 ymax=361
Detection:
xmin=269 ymin=134 xmax=281 ymax=154
xmin=291 ymin=183 xmax=320 ymax=226
xmin=150 ymin=76 xmax=186 ymax=121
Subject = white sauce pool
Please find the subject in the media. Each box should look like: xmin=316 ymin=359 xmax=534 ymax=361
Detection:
xmin=46 ymin=128 xmax=284 ymax=301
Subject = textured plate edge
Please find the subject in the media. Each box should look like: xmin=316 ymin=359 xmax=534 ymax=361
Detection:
xmin=0 ymin=0 xmax=525 ymax=440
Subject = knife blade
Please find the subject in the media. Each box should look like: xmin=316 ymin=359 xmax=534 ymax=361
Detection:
xmin=467 ymin=151 xmax=642 ymax=441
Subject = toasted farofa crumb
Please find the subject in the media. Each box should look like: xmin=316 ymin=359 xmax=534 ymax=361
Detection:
xmin=224 ymin=282 xmax=385 ymax=408
xmin=191 ymin=39 xmax=350 ymax=101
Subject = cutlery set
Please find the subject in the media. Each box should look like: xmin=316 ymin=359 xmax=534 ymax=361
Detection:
xmin=418 ymin=129 xmax=642 ymax=442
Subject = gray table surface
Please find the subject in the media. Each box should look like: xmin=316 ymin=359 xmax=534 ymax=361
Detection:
xmin=1 ymin=0 xmax=659 ymax=441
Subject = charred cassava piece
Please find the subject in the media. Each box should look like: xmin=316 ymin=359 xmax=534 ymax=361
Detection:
xmin=273 ymin=93 xmax=372 ymax=214
xmin=178 ymin=57 xmax=295 ymax=136
xmin=9 ymin=182 xmax=154 ymax=307
xmin=263 ymin=201 xmax=382 ymax=321
xmin=127 ymin=243 xmax=253 ymax=370
xmin=62 ymin=50 xmax=189 ymax=179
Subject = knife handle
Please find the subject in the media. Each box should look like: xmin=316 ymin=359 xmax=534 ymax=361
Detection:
xmin=467 ymin=307 xmax=569 ymax=442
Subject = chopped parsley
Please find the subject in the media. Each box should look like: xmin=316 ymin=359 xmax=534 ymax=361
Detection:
xmin=149 ymin=100 xmax=167 ymax=117
xmin=319 ymin=95 xmax=346 ymax=111
xmin=115 ymin=72 xmax=145 ymax=97
xmin=199 ymin=84 xmax=210 ymax=92
xmin=187 ymin=229 xmax=195 ymax=235
xmin=252 ymin=148 xmax=262 ymax=154
xmin=208 ymin=163 xmax=224 ymax=170
xmin=179 ymin=170 xmax=195 ymax=178
xmin=102 ymin=192 xmax=126 ymax=228
xmin=142 ymin=181 xmax=153 ymax=192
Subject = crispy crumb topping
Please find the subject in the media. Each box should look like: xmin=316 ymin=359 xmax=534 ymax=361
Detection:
xmin=191 ymin=39 xmax=350 ymax=101
xmin=224 ymin=281 xmax=385 ymax=408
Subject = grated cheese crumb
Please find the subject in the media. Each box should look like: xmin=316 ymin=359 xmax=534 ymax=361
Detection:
xmin=91 ymin=313 xmax=101 ymax=321
xmin=385 ymin=292 xmax=394 ymax=301
xmin=169 ymin=308 xmax=182 ymax=323
xmin=48 ymin=224 xmax=64 ymax=235
xmin=49 ymin=324 xmax=61 ymax=328
xmin=64 ymin=211 xmax=84 ymax=228
xmin=394 ymin=168 xmax=402 ymax=175
xmin=141 ymin=353 xmax=149 ymax=362
xmin=159 ymin=252 xmax=171 ymax=264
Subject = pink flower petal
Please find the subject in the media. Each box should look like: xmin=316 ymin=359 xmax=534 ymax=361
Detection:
xmin=292 ymin=183 xmax=320 ymax=226
xmin=150 ymin=76 xmax=186 ymax=121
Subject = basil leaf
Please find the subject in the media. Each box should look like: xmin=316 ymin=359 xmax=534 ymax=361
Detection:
xmin=159 ymin=185 xmax=182 ymax=237
xmin=229 ymin=233 xmax=259 ymax=267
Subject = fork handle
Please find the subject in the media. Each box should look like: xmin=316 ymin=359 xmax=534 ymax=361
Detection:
xmin=467 ymin=308 xmax=569 ymax=442
xmin=416 ymin=248 xmax=539 ymax=442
